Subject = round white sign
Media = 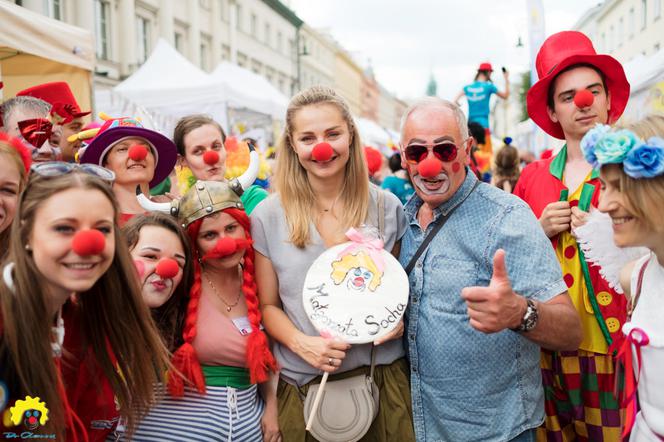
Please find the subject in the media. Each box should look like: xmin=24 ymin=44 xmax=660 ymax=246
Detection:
xmin=302 ymin=240 xmax=409 ymax=344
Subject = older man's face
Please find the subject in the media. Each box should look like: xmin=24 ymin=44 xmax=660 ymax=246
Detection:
xmin=400 ymin=106 xmax=470 ymax=209
xmin=3 ymin=108 xmax=47 ymax=138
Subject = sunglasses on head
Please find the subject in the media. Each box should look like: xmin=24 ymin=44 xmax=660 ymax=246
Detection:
xmin=404 ymin=141 xmax=460 ymax=164
xmin=30 ymin=162 xmax=116 ymax=183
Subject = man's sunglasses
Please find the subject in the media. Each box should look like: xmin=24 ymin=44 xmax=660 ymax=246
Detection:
xmin=30 ymin=162 xmax=116 ymax=183
xmin=404 ymin=141 xmax=460 ymax=164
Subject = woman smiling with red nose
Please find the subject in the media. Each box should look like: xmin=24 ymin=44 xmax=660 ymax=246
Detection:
xmin=0 ymin=165 xmax=170 ymax=441
xmin=250 ymin=86 xmax=414 ymax=441
xmin=173 ymin=114 xmax=268 ymax=215
xmin=122 ymin=212 xmax=193 ymax=351
xmin=128 ymin=155 xmax=279 ymax=440
xmin=79 ymin=115 xmax=177 ymax=225
xmin=580 ymin=115 xmax=664 ymax=441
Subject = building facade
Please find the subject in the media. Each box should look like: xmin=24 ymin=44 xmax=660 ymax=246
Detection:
xmin=9 ymin=0 xmax=407 ymax=131
xmin=574 ymin=0 xmax=664 ymax=62
xmin=298 ymin=24 xmax=335 ymax=92
xmin=11 ymin=0 xmax=302 ymax=95
xmin=360 ymin=66 xmax=380 ymax=123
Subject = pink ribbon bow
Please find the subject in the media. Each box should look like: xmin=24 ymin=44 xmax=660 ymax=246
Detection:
xmin=339 ymin=227 xmax=385 ymax=272
xmin=617 ymin=326 xmax=650 ymax=439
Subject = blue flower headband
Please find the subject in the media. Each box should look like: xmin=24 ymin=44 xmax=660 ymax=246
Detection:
xmin=581 ymin=124 xmax=664 ymax=179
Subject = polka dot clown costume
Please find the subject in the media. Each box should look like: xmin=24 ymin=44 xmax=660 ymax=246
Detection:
xmin=514 ymin=31 xmax=630 ymax=441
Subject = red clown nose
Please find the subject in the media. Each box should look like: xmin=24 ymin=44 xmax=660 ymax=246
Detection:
xmin=417 ymin=157 xmax=443 ymax=178
xmin=311 ymin=142 xmax=333 ymax=162
xmin=155 ymin=258 xmax=180 ymax=279
xmin=212 ymin=237 xmax=238 ymax=257
xmin=203 ymin=150 xmax=220 ymax=165
xmin=573 ymin=89 xmax=594 ymax=108
xmin=128 ymin=144 xmax=148 ymax=161
xmin=72 ymin=229 xmax=106 ymax=256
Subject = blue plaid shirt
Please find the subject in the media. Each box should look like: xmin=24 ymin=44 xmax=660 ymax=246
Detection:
xmin=400 ymin=170 xmax=567 ymax=442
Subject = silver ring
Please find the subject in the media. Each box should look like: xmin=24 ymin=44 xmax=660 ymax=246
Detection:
xmin=328 ymin=357 xmax=334 ymax=366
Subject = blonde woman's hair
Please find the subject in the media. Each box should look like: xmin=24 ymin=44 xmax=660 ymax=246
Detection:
xmin=275 ymin=86 xmax=369 ymax=248
xmin=611 ymin=113 xmax=664 ymax=231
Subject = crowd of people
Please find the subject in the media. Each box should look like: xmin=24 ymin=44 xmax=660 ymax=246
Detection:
xmin=0 ymin=29 xmax=662 ymax=442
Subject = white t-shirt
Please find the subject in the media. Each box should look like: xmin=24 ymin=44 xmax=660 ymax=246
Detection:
xmin=626 ymin=253 xmax=664 ymax=441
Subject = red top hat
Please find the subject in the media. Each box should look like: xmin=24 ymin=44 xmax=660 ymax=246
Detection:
xmin=527 ymin=31 xmax=630 ymax=139
xmin=17 ymin=82 xmax=91 ymax=125
xmin=478 ymin=62 xmax=493 ymax=72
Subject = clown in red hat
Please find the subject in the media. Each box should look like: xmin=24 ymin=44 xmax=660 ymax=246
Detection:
xmin=17 ymin=82 xmax=90 ymax=162
xmin=513 ymin=30 xmax=630 ymax=441
xmin=455 ymin=61 xmax=510 ymax=133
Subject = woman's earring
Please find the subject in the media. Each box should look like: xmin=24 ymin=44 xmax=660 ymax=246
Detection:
xmin=3 ymin=262 xmax=16 ymax=293
xmin=25 ymin=244 xmax=31 ymax=251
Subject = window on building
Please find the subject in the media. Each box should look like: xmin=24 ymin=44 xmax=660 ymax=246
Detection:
xmin=656 ymin=0 xmax=662 ymax=19
xmin=136 ymin=15 xmax=151 ymax=63
xmin=94 ymin=0 xmax=110 ymax=60
xmin=201 ymin=43 xmax=208 ymax=71
xmin=222 ymin=44 xmax=230 ymax=60
xmin=642 ymin=0 xmax=648 ymax=29
xmin=655 ymin=42 xmax=661 ymax=52
xmin=220 ymin=0 xmax=227 ymax=21
xmin=265 ymin=23 xmax=271 ymax=46
xmin=237 ymin=52 xmax=247 ymax=68
xmin=174 ymin=32 xmax=183 ymax=53
xmin=251 ymin=13 xmax=257 ymax=35
xmin=236 ymin=4 xmax=243 ymax=32
xmin=630 ymin=8 xmax=636 ymax=36
xmin=277 ymin=31 xmax=283 ymax=53
xmin=601 ymin=32 xmax=606 ymax=52
xmin=619 ymin=17 xmax=624 ymax=46
xmin=252 ymin=59 xmax=262 ymax=74
xmin=46 ymin=0 xmax=62 ymax=20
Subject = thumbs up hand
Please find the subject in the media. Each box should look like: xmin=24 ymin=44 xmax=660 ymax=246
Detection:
xmin=461 ymin=249 xmax=527 ymax=333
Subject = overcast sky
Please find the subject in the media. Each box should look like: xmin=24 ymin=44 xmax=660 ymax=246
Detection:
xmin=288 ymin=0 xmax=603 ymax=101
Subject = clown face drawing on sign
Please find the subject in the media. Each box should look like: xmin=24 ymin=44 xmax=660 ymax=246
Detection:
xmin=331 ymin=251 xmax=383 ymax=293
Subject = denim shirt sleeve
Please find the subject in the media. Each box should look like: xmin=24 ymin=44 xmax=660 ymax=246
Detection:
xmin=484 ymin=201 xmax=567 ymax=303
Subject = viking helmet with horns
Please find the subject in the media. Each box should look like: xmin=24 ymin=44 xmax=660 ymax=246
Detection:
xmin=136 ymin=143 xmax=260 ymax=226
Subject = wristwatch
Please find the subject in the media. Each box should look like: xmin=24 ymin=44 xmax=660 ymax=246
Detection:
xmin=511 ymin=298 xmax=538 ymax=332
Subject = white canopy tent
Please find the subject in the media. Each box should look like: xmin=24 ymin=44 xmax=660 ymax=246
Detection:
xmin=622 ymin=49 xmax=664 ymax=121
xmin=0 ymin=0 xmax=93 ymax=110
xmin=355 ymin=117 xmax=399 ymax=157
xmin=102 ymin=39 xmax=228 ymax=135
xmin=101 ymin=39 xmax=288 ymax=138
xmin=210 ymin=62 xmax=288 ymax=120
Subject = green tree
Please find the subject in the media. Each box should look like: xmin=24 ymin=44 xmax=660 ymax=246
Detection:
xmin=426 ymin=72 xmax=438 ymax=97
xmin=519 ymin=71 xmax=532 ymax=122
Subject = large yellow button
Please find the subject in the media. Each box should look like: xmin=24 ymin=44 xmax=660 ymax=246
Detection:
xmin=606 ymin=317 xmax=621 ymax=333
xmin=597 ymin=291 xmax=613 ymax=306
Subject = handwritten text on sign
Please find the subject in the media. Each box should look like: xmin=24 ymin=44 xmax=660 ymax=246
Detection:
xmin=302 ymin=242 xmax=409 ymax=344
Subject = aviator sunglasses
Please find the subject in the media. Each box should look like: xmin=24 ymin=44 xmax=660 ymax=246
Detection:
xmin=404 ymin=140 xmax=466 ymax=164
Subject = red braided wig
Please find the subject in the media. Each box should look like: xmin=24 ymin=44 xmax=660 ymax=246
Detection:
xmin=167 ymin=218 xmax=206 ymax=396
xmin=167 ymin=209 xmax=277 ymax=396
xmin=225 ymin=208 xmax=278 ymax=383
